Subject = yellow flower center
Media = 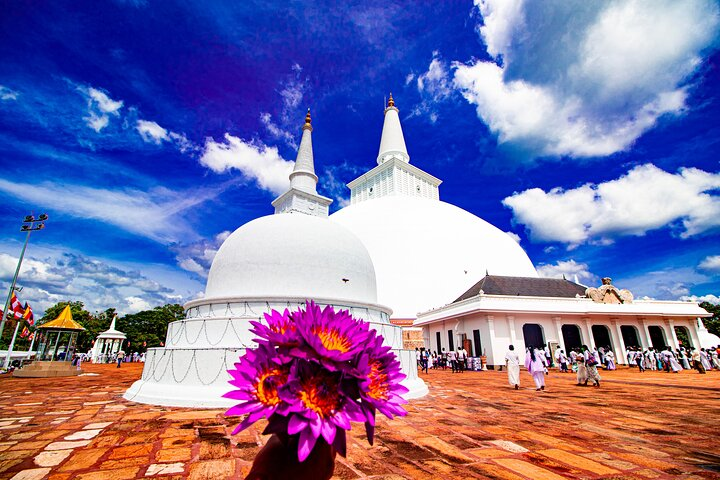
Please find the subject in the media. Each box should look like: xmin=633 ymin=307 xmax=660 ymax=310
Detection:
xmin=367 ymin=361 xmax=389 ymax=400
xmin=298 ymin=371 xmax=341 ymax=418
xmin=312 ymin=326 xmax=351 ymax=353
xmin=254 ymin=368 xmax=286 ymax=406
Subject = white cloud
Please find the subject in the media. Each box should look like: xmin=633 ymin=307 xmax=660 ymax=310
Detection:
xmin=454 ymin=0 xmax=720 ymax=158
xmin=411 ymin=52 xmax=453 ymax=123
xmin=698 ymin=255 xmax=720 ymax=274
xmin=0 ymin=85 xmax=19 ymax=101
xmin=504 ymin=231 xmax=521 ymax=244
xmin=417 ymin=53 xmax=451 ymax=100
xmin=536 ymin=260 xmax=597 ymax=285
xmin=81 ymin=86 xmax=123 ymax=132
xmin=0 ymin=249 xmax=192 ymax=316
xmin=503 ymin=164 xmax=720 ymax=245
xmin=174 ymin=230 xmax=231 ymax=279
xmin=260 ymin=113 xmax=297 ymax=149
xmin=681 ymin=294 xmax=720 ymax=304
xmin=200 ymin=134 xmax=293 ymax=195
xmin=125 ymin=296 xmax=152 ymax=313
xmin=136 ymin=119 xmax=170 ymax=144
xmin=0 ymin=178 xmax=220 ymax=243
xmin=475 ymin=0 xmax=526 ymax=60
xmin=87 ymin=87 xmax=123 ymax=114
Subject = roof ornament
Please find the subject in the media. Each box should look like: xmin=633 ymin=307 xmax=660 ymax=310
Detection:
xmin=303 ymin=108 xmax=312 ymax=131
xmin=586 ymin=277 xmax=634 ymax=304
xmin=387 ymin=92 xmax=395 ymax=108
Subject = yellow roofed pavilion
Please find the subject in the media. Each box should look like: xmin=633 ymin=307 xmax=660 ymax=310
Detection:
xmin=38 ymin=305 xmax=85 ymax=331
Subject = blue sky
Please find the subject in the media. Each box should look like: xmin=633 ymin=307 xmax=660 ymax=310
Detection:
xmin=1 ymin=0 xmax=719 ymax=315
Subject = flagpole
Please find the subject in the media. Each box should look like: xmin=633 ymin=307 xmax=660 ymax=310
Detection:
xmin=0 ymin=228 xmax=31 ymax=344
xmin=0 ymin=214 xmax=47 ymax=346
xmin=3 ymin=322 xmax=22 ymax=369
xmin=27 ymin=331 xmax=36 ymax=359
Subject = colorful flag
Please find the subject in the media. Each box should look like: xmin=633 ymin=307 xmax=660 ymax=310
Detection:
xmin=22 ymin=302 xmax=34 ymax=326
xmin=10 ymin=293 xmax=23 ymax=318
xmin=142 ymin=341 xmax=147 ymax=347
xmin=20 ymin=326 xmax=30 ymax=338
xmin=28 ymin=332 xmax=34 ymax=341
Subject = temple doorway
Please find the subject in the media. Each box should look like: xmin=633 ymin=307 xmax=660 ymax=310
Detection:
xmin=674 ymin=326 xmax=693 ymax=349
xmin=592 ymin=325 xmax=613 ymax=349
xmin=522 ymin=323 xmax=545 ymax=349
xmin=620 ymin=325 xmax=641 ymax=348
xmin=561 ymin=324 xmax=582 ymax=351
xmin=648 ymin=326 xmax=667 ymax=349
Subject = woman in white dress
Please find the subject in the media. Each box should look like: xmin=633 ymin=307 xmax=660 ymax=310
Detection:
xmin=505 ymin=345 xmax=520 ymax=390
xmin=525 ymin=346 xmax=547 ymax=391
xmin=605 ymin=350 xmax=616 ymax=370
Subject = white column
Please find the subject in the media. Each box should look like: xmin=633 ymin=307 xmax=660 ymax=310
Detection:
xmin=553 ymin=316 xmax=565 ymax=352
xmin=584 ymin=317 xmax=595 ymax=349
xmin=667 ymin=319 xmax=679 ymax=350
xmin=612 ymin=319 xmax=627 ymax=365
xmin=486 ymin=315 xmax=496 ymax=366
xmin=640 ymin=318 xmax=652 ymax=348
xmin=506 ymin=315 xmax=517 ymax=346
xmin=690 ymin=319 xmax=703 ymax=349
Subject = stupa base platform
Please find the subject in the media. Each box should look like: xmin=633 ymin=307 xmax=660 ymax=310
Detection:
xmin=13 ymin=361 xmax=82 ymax=378
xmin=123 ymin=346 xmax=427 ymax=408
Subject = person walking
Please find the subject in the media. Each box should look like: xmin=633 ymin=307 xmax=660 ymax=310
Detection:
xmin=116 ymin=350 xmax=124 ymax=368
xmin=457 ymin=347 xmax=467 ymax=373
xmin=558 ymin=349 xmax=569 ymax=373
xmin=691 ymin=349 xmax=706 ymax=373
xmin=448 ymin=349 xmax=457 ymax=373
xmin=525 ymin=346 xmax=547 ymax=391
xmin=505 ymin=345 xmax=520 ymax=390
xmin=583 ymin=345 xmax=601 ymax=387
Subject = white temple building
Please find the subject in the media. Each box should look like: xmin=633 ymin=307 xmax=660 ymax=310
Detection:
xmin=125 ymin=109 xmax=427 ymax=407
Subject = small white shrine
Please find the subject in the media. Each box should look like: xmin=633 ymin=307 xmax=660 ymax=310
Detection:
xmin=92 ymin=314 xmax=126 ymax=363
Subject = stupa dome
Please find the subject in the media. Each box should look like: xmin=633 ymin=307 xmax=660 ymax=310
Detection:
xmin=205 ymin=213 xmax=379 ymax=306
xmin=331 ymin=196 xmax=538 ymax=318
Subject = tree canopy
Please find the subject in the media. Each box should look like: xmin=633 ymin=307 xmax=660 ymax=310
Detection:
xmin=3 ymin=301 xmax=184 ymax=353
xmin=700 ymin=301 xmax=720 ymax=338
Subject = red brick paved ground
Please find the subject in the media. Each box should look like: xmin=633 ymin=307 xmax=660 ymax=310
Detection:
xmin=0 ymin=363 xmax=718 ymax=479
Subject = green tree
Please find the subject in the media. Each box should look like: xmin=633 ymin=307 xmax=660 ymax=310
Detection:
xmin=700 ymin=301 xmax=720 ymax=338
xmin=115 ymin=304 xmax=184 ymax=354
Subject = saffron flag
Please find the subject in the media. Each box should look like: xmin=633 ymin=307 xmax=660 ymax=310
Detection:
xmin=22 ymin=302 xmax=34 ymax=326
xmin=20 ymin=326 xmax=30 ymax=338
xmin=11 ymin=293 xmax=23 ymax=319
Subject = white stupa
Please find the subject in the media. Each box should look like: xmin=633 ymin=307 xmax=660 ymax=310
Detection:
xmin=125 ymin=110 xmax=428 ymax=407
xmin=91 ymin=314 xmax=126 ymax=363
xmin=331 ymin=94 xmax=538 ymax=320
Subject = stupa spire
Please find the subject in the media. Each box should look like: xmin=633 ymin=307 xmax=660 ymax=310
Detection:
xmin=377 ymin=93 xmax=409 ymax=165
xmin=272 ymin=109 xmax=332 ymax=217
xmin=289 ymin=108 xmax=318 ymax=193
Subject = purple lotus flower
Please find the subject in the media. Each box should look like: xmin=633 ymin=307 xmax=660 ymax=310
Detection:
xmin=225 ymin=301 xmax=408 ymax=462
xmin=224 ymin=344 xmax=290 ymax=434
xmin=294 ymin=302 xmax=372 ymax=369
xmin=249 ymin=308 xmax=300 ymax=347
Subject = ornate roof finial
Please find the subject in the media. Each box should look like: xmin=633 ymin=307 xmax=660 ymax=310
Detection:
xmin=303 ymin=108 xmax=312 ymax=131
xmin=387 ymin=92 xmax=395 ymax=108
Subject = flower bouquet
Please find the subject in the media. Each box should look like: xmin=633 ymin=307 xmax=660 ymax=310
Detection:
xmin=224 ymin=301 xmax=408 ymax=470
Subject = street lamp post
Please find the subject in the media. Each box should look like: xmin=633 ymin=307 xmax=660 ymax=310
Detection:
xmin=1 ymin=214 xmax=48 ymax=369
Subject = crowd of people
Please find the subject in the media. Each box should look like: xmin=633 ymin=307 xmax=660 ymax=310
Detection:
xmin=418 ymin=342 xmax=720 ymax=393
xmin=625 ymin=346 xmax=720 ymax=374
xmin=415 ymin=347 xmax=470 ymax=373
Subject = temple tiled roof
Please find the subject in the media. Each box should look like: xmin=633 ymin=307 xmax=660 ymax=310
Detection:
xmin=453 ymin=275 xmax=587 ymax=303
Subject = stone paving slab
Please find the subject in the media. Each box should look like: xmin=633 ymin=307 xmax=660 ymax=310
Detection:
xmin=0 ymin=363 xmax=719 ymax=479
